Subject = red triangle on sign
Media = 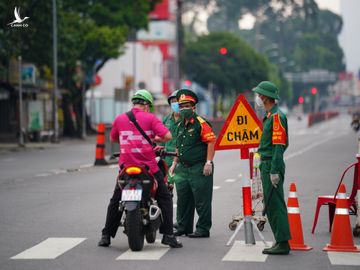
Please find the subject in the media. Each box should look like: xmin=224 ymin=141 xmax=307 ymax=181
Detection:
xmin=215 ymin=94 xmax=262 ymax=151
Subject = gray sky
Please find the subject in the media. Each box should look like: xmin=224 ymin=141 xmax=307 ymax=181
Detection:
xmin=316 ymin=0 xmax=340 ymax=14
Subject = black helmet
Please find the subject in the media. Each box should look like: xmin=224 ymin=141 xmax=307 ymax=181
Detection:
xmin=167 ymin=90 xmax=179 ymax=105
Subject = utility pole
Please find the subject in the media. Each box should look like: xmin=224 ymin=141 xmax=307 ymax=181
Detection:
xmin=174 ymin=0 xmax=183 ymax=89
xmin=18 ymin=56 xmax=25 ymax=147
xmin=52 ymin=0 xmax=59 ymax=143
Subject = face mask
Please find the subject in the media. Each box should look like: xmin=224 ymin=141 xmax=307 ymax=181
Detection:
xmin=171 ymin=102 xmax=180 ymax=113
xmin=180 ymin=108 xmax=194 ymax=119
xmin=255 ymin=95 xmax=264 ymax=108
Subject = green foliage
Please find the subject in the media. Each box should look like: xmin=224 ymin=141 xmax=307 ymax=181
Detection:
xmin=0 ymin=0 xmax=158 ymax=136
xmin=211 ymin=0 xmax=345 ymax=73
xmin=293 ymin=33 xmax=345 ymax=72
xmin=182 ymin=32 xmax=269 ymax=93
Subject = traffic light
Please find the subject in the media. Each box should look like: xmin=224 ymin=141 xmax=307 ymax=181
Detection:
xmin=184 ymin=80 xmax=192 ymax=87
xmin=311 ymin=87 xmax=318 ymax=95
xmin=298 ymin=96 xmax=304 ymax=104
xmin=219 ymin=47 xmax=228 ymax=55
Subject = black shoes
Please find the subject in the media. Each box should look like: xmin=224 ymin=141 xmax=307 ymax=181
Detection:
xmin=174 ymin=228 xmax=190 ymax=236
xmin=188 ymin=231 xmax=210 ymax=238
xmin=161 ymin=234 xmax=183 ymax=248
xmin=262 ymin=241 xmax=290 ymax=255
xmin=98 ymin=234 xmax=111 ymax=247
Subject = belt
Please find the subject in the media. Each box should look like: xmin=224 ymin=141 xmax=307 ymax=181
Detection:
xmin=179 ymin=160 xmax=205 ymax=168
xmin=261 ymin=156 xmax=272 ymax=161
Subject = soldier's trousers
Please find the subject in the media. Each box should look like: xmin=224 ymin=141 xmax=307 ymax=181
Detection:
xmin=175 ymin=162 xmax=213 ymax=234
xmin=260 ymin=160 xmax=291 ymax=242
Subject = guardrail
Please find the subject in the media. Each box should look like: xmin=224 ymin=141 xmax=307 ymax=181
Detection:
xmin=308 ymin=111 xmax=339 ymax=127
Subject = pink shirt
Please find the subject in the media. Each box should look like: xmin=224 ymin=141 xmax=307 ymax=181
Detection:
xmin=110 ymin=108 xmax=169 ymax=174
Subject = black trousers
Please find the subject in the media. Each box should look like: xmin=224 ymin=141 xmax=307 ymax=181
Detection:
xmin=101 ymin=170 xmax=174 ymax=237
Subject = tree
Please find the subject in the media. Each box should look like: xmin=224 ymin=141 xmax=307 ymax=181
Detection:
xmin=182 ymin=32 xmax=269 ymax=94
xmin=0 ymin=0 xmax=158 ymax=137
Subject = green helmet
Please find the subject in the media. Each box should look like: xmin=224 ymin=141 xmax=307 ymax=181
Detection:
xmin=252 ymin=81 xmax=280 ymax=100
xmin=131 ymin=89 xmax=154 ymax=111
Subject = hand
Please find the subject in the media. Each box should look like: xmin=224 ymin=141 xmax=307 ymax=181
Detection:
xmin=153 ymin=145 xmax=164 ymax=152
xmin=153 ymin=135 xmax=162 ymax=143
xmin=203 ymin=163 xmax=213 ymax=176
xmin=169 ymin=162 xmax=176 ymax=177
xmin=270 ymin=174 xmax=280 ymax=188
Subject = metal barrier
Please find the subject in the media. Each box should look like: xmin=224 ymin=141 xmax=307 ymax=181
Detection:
xmin=104 ymin=124 xmax=119 ymax=158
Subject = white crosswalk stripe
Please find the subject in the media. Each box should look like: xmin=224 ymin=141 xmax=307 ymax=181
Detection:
xmin=327 ymin=250 xmax=360 ymax=266
xmin=116 ymin=240 xmax=169 ymax=260
xmin=222 ymin=241 xmax=272 ymax=262
xmin=8 ymin=236 xmax=360 ymax=265
xmin=11 ymin=237 xmax=86 ymax=259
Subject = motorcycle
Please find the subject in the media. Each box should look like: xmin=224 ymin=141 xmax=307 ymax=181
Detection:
xmin=351 ymin=112 xmax=360 ymax=132
xmin=111 ymin=149 xmax=176 ymax=251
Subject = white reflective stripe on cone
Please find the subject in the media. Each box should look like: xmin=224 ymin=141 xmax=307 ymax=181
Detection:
xmin=287 ymin=207 xmax=300 ymax=214
xmin=288 ymin=192 xmax=297 ymax=198
xmin=336 ymin=192 xmax=346 ymax=199
xmin=335 ymin=208 xmax=349 ymax=215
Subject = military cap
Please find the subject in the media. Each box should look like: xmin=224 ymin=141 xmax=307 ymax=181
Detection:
xmin=176 ymin=89 xmax=198 ymax=104
xmin=252 ymin=81 xmax=280 ymax=100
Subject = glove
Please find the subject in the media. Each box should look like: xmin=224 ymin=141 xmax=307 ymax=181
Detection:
xmin=168 ymin=162 xmax=177 ymax=177
xmin=203 ymin=163 xmax=213 ymax=176
xmin=270 ymin=174 xmax=280 ymax=188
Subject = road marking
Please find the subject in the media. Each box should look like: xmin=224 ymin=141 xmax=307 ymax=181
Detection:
xmin=108 ymin=164 xmax=119 ymax=169
xmin=222 ymin=241 xmax=272 ymax=262
xmin=173 ymin=204 xmax=177 ymax=208
xmin=116 ymin=240 xmax=169 ymax=260
xmin=11 ymin=237 xmax=86 ymax=259
xmin=328 ymin=250 xmax=360 ymax=266
xmin=285 ymin=132 xmax=347 ymax=161
xmin=79 ymin=164 xmax=93 ymax=169
xmin=213 ymin=186 xmax=221 ymax=190
xmin=50 ymin=169 xmax=67 ymax=175
xmin=225 ymin=178 xmax=236 ymax=183
xmin=35 ymin=173 xmax=52 ymax=177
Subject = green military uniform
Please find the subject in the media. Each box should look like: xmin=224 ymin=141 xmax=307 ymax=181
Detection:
xmin=253 ymin=81 xmax=291 ymax=247
xmin=162 ymin=113 xmax=181 ymax=184
xmin=174 ymin=89 xmax=216 ymax=236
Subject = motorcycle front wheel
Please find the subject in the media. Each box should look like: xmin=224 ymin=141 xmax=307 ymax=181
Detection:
xmin=126 ymin=208 xmax=144 ymax=251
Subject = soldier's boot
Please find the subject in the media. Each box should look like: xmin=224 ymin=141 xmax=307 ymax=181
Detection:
xmin=262 ymin=241 xmax=290 ymax=255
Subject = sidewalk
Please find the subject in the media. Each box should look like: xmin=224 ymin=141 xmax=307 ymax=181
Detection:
xmin=0 ymin=135 xmax=96 ymax=153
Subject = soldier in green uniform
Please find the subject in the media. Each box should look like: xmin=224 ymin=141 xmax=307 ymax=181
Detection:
xmin=162 ymin=90 xmax=181 ymax=187
xmin=253 ymin=81 xmax=291 ymax=255
xmin=169 ymin=89 xmax=216 ymax=238
xmin=162 ymin=91 xmax=182 ymax=229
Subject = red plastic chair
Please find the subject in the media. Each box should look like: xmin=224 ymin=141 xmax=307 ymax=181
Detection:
xmin=311 ymin=162 xmax=358 ymax=234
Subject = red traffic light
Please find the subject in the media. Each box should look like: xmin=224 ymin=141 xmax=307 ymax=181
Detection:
xmin=311 ymin=87 xmax=317 ymax=95
xmin=219 ymin=47 xmax=228 ymax=55
xmin=184 ymin=80 xmax=192 ymax=87
xmin=298 ymin=96 xmax=304 ymax=104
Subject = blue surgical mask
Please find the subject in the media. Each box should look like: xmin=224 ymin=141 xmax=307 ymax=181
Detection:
xmin=171 ymin=102 xmax=180 ymax=113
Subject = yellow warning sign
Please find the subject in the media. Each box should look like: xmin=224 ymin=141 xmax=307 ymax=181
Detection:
xmin=215 ymin=94 xmax=262 ymax=150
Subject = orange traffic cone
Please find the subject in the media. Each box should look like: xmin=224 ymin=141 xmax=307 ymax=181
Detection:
xmin=287 ymin=183 xmax=312 ymax=251
xmin=94 ymin=123 xmax=108 ymax=166
xmin=323 ymin=184 xmax=360 ymax=252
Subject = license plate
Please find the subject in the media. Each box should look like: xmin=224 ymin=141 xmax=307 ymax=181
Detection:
xmin=121 ymin=189 xmax=142 ymax=201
